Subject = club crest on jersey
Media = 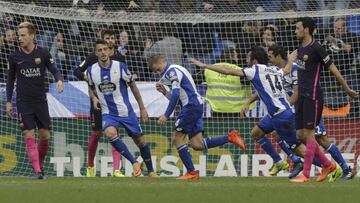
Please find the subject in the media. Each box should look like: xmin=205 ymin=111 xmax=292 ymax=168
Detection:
xmin=35 ymin=57 xmax=41 ymax=64
xmin=303 ymin=55 xmax=308 ymax=61
xmin=50 ymin=57 xmax=55 ymax=64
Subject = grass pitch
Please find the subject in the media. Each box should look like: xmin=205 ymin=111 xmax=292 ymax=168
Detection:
xmin=0 ymin=177 xmax=359 ymax=203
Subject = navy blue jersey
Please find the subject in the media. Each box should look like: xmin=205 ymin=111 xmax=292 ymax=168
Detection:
xmin=6 ymin=45 xmax=62 ymax=103
xmin=296 ymin=39 xmax=332 ymax=100
xmin=74 ymin=50 xmax=125 ymax=80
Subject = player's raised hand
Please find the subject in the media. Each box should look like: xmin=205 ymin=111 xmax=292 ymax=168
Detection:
xmin=57 ymin=80 xmax=64 ymax=93
xmin=6 ymin=102 xmax=13 ymax=118
xmin=346 ymin=89 xmax=359 ymax=99
xmin=190 ymin=58 xmax=206 ymax=68
xmin=140 ymin=108 xmax=149 ymax=123
xmin=92 ymin=97 xmax=101 ymax=110
xmin=288 ymin=49 xmax=298 ymax=63
xmin=157 ymin=115 xmax=168 ymax=126
xmin=156 ymin=82 xmax=167 ymax=95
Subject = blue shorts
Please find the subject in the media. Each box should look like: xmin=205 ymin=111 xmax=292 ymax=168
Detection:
xmin=102 ymin=112 xmax=143 ymax=137
xmin=315 ymin=117 xmax=327 ymax=136
xmin=258 ymin=109 xmax=301 ymax=148
xmin=175 ymin=104 xmax=204 ymax=138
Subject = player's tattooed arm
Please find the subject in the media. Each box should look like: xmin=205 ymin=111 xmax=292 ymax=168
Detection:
xmin=129 ymin=81 xmax=149 ymax=123
xmin=190 ymin=58 xmax=244 ymax=77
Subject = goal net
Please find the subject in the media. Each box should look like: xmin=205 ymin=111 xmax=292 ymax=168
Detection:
xmin=0 ymin=0 xmax=359 ymax=177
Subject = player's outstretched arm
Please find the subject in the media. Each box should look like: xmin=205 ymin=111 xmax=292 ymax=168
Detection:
xmin=129 ymin=81 xmax=149 ymax=123
xmin=190 ymin=58 xmax=244 ymax=77
xmin=328 ymin=63 xmax=359 ymax=99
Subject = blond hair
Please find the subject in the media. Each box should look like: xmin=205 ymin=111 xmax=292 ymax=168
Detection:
xmin=19 ymin=22 xmax=36 ymax=35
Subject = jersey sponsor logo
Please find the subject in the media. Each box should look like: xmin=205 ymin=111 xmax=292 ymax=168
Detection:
xmin=50 ymin=57 xmax=55 ymax=64
xmin=98 ymin=80 xmax=116 ymax=95
xmin=20 ymin=67 xmax=41 ymax=77
xmin=35 ymin=58 xmax=41 ymax=64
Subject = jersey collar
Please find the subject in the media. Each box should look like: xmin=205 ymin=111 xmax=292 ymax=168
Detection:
xmin=99 ymin=60 xmax=113 ymax=70
xmin=161 ymin=63 xmax=172 ymax=77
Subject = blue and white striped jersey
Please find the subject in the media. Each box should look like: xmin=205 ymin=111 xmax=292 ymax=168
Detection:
xmin=282 ymin=63 xmax=298 ymax=98
xmin=87 ymin=60 xmax=134 ymax=117
xmin=243 ymin=64 xmax=291 ymax=116
xmin=159 ymin=64 xmax=203 ymax=107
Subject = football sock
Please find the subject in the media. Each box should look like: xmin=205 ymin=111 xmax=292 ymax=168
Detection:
xmin=256 ymin=137 xmax=282 ymax=163
xmin=177 ymin=144 xmax=195 ymax=172
xmin=138 ymin=142 xmax=154 ymax=172
xmin=38 ymin=139 xmax=49 ymax=168
xmin=87 ymin=131 xmax=101 ymax=167
xmin=327 ymin=143 xmax=349 ymax=171
xmin=111 ymin=146 xmax=121 ymax=171
xmin=202 ymin=136 xmax=228 ymax=149
xmin=109 ymin=136 xmax=137 ymax=164
xmin=25 ymin=137 xmax=41 ymax=173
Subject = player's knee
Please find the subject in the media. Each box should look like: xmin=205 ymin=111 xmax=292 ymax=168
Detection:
xmin=38 ymin=128 xmax=50 ymax=140
xmin=134 ymin=136 xmax=145 ymax=147
xmin=23 ymin=129 xmax=35 ymax=138
xmin=190 ymin=142 xmax=204 ymax=151
xmin=251 ymin=129 xmax=263 ymax=140
xmin=315 ymin=136 xmax=330 ymax=149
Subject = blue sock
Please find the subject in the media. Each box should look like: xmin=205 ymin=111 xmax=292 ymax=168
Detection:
xmin=138 ymin=142 xmax=154 ymax=172
xmin=277 ymin=139 xmax=301 ymax=164
xmin=312 ymin=157 xmax=322 ymax=167
xmin=257 ymin=137 xmax=282 ymax=163
xmin=327 ymin=143 xmax=349 ymax=171
xmin=177 ymin=144 xmax=195 ymax=172
xmin=202 ymin=136 xmax=228 ymax=149
xmin=109 ymin=136 xmax=137 ymax=164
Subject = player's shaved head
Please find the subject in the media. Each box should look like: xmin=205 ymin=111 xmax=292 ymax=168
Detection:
xmin=148 ymin=54 xmax=166 ymax=68
xmin=148 ymin=54 xmax=167 ymax=74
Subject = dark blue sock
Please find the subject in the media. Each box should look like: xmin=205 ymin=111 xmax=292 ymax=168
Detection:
xmin=109 ymin=136 xmax=137 ymax=164
xmin=138 ymin=142 xmax=154 ymax=172
xmin=312 ymin=157 xmax=322 ymax=167
xmin=277 ymin=139 xmax=301 ymax=164
xmin=327 ymin=143 xmax=349 ymax=171
xmin=177 ymin=144 xmax=195 ymax=172
xmin=257 ymin=137 xmax=282 ymax=163
xmin=202 ymin=136 xmax=228 ymax=149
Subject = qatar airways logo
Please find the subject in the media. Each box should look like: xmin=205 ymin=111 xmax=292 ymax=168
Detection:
xmin=20 ymin=68 xmax=41 ymax=77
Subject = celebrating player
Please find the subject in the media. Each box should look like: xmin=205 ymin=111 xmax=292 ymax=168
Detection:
xmin=148 ymin=54 xmax=247 ymax=180
xmin=6 ymin=22 xmax=64 ymax=179
xmin=86 ymin=39 xmax=157 ymax=178
xmin=74 ymin=29 xmax=125 ymax=177
xmin=191 ymin=46 xmax=342 ymax=182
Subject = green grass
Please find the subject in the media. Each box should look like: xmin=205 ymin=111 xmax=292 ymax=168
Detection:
xmin=0 ymin=177 xmax=359 ymax=203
